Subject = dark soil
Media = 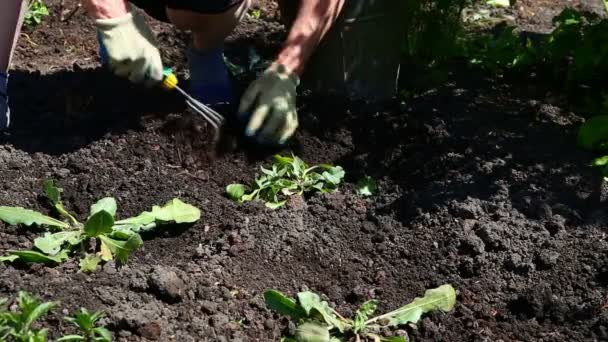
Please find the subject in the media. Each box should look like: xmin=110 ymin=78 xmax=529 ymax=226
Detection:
xmin=1 ymin=0 xmax=607 ymax=341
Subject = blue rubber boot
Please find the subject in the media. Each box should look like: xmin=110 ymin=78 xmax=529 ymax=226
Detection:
xmin=187 ymin=46 xmax=235 ymax=106
xmin=0 ymin=73 xmax=10 ymax=129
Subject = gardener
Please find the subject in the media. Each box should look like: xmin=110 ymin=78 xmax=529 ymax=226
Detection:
xmin=0 ymin=0 xmax=345 ymax=144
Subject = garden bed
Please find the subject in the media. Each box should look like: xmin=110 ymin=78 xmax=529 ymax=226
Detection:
xmin=1 ymin=0 xmax=607 ymax=341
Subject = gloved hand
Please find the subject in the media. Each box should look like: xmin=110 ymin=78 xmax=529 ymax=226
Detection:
xmin=95 ymin=12 xmax=163 ymax=85
xmin=0 ymin=73 xmax=10 ymax=129
xmin=238 ymin=63 xmax=299 ymax=145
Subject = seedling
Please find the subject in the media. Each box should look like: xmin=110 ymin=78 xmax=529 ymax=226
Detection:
xmin=0 ymin=292 xmax=112 ymax=342
xmin=24 ymin=0 xmax=50 ymax=27
xmin=226 ymin=154 xmax=345 ymax=209
xmin=58 ymin=308 xmax=112 ymax=342
xmin=355 ymin=177 xmax=378 ymax=197
xmin=0 ymin=291 xmax=57 ymax=342
xmin=264 ymin=284 xmax=456 ymax=342
xmin=0 ymin=180 xmax=201 ymax=272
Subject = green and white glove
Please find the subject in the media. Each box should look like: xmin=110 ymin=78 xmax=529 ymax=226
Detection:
xmin=238 ymin=63 xmax=300 ymax=145
xmin=95 ymin=12 xmax=163 ymax=85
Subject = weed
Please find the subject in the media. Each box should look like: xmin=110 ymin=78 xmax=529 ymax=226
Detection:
xmin=0 ymin=180 xmax=201 ymax=271
xmin=0 ymin=291 xmax=56 ymax=342
xmin=0 ymin=292 xmax=112 ymax=342
xmin=355 ymin=177 xmax=378 ymax=197
xmin=264 ymin=284 xmax=456 ymax=342
xmin=58 ymin=308 xmax=111 ymax=342
xmin=24 ymin=0 xmax=50 ymax=27
xmin=226 ymin=154 xmax=344 ymax=209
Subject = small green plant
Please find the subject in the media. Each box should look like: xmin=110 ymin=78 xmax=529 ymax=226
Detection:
xmin=264 ymin=284 xmax=456 ymax=342
xmin=0 ymin=180 xmax=201 ymax=272
xmin=226 ymin=154 xmax=345 ymax=209
xmin=0 ymin=291 xmax=56 ymax=342
xmin=249 ymin=8 xmax=262 ymax=19
xmin=355 ymin=177 xmax=378 ymax=197
xmin=0 ymin=292 xmax=112 ymax=342
xmin=24 ymin=0 xmax=50 ymax=27
xmin=57 ymin=308 xmax=111 ymax=342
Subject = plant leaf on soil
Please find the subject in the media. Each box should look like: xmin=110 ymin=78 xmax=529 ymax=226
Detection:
xmin=89 ymin=197 xmax=117 ymax=218
xmin=297 ymin=292 xmax=346 ymax=332
xmin=99 ymin=241 xmax=113 ymax=262
xmin=113 ymin=198 xmax=200 ymax=232
xmin=367 ymin=284 xmax=456 ymax=327
xmin=79 ymin=254 xmax=102 ymax=273
xmin=2 ymin=250 xmax=69 ymax=264
xmin=84 ymin=210 xmax=114 ymax=237
xmin=295 ymin=322 xmax=331 ymax=342
xmin=43 ymin=179 xmax=79 ymax=225
xmin=98 ymin=234 xmax=143 ymax=264
xmin=34 ymin=231 xmax=83 ymax=255
xmin=226 ymin=184 xmax=246 ymax=201
xmin=354 ymin=300 xmax=378 ymax=332
xmin=355 ymin=176 xmax=378 ymax=197
xmin=0 ymin=206 xmax=69 ymax=229
xmin=577 ymin=115 xmax=608 ymax=151
xmin=264 ymin=290 xmax=303 ymax=320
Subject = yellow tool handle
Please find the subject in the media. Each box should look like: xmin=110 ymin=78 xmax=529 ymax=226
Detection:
xmin=161 ymin=68 xmax=178 ymax=91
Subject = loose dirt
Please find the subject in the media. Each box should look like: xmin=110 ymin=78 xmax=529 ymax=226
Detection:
xmin=1 ymin=0 xmax=607 ymax=341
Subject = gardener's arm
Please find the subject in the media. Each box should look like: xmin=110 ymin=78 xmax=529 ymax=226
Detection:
xmin=277 ymin=0 xmax=345 ymax=76
xmin=84 ymin=0 xmax=163 ymax=84
xmin=239 ymin=0 xmax=345 ymax=145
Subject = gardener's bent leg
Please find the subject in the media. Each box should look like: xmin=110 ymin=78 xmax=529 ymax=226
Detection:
xmin=165 ymin=0 xmax=251 ymax=105
xmin=0 ymin=0 xmax=27 ymax=129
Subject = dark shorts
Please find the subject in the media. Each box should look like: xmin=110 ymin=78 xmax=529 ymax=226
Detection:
xmin=130 ymin=0 xmax=245 ymax=22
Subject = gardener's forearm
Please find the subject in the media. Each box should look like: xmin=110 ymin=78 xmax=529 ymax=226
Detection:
xmin=276 ymin=0 xmax=345 ymax=76
xmin=84 ymin=0 xmax=129 ymax=19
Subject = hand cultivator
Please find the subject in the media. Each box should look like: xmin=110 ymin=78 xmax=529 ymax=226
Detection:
xmin=161 ymin=68 xmax=225 ymax=131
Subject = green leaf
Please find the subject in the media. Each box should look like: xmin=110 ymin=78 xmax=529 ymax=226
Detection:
xmin=43 ymin=179 xmax=79 ymax=225
xmin=0 ymin=206 xmax=69 ymax=229
xmin=113 ymin=199 xmax=201 ymax=232
xmin=486 ymin=0 xmax=510 ymax=7
xmin=57 ymin=335 xmax=86 ymax=341
xmin=34 ymin=231 xmax=83 ymax=255
xmin=43 ymin=179 xmax=61 ymax=204
xmin=93 ymin=327 xmax=112 ymax=341
xmin=368 ymin=284 xmax=456 ymax=327
xmin=226 ymin=184 xmax=246 ymax=201
xmin=89 ymin=198 xmax=117 ymax=218
xmin=356 ymin=176 xmax=378 ymax=197
xmin=297 ymin=292 xmax=346 ymax=332
xmin=322 ymin=166 xmax=345 ymax=186
xmin=79 ymin=254 xmax=102 ymax=273
xmin=264 ymin=290 xmax=302 ymax=320
xmin=99 ymin=242 xmax=113 ymax=262
xmin=84 ymin=211 xmax=114 ymax=237
xmin=578 ymin=115 xmax=608 ymax=151
xmin=17 ymin=291 xmax=58 ymax=330
xmin=0 ymin=255 xmax=19 ymax=262
xmin=593 ymin=155 xmax=608 ymax=166
xmin=354 ymin=300 xmax=378 ymax=332
xmin=98 ymin=234 xmax=143 ymax=264
xmin=4 ymin=250 xmax=68 ymax=264
xmin=380 ymin=337 xmax=407 ymax=342
xmin=265 ymin=201 xmax=287 ymax=210
xmin=295 ymin=322 xmax=331 ymax=342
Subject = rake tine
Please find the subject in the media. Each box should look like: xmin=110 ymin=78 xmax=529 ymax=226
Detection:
xmin=186 ymin=100 xmax=221 ymax=130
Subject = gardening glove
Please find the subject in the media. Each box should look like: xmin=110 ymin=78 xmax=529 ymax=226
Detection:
xmin=238 ymin=63 xmax=299 ymax=145
xmin=95 ymin=12 xmax=163 ymax=85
